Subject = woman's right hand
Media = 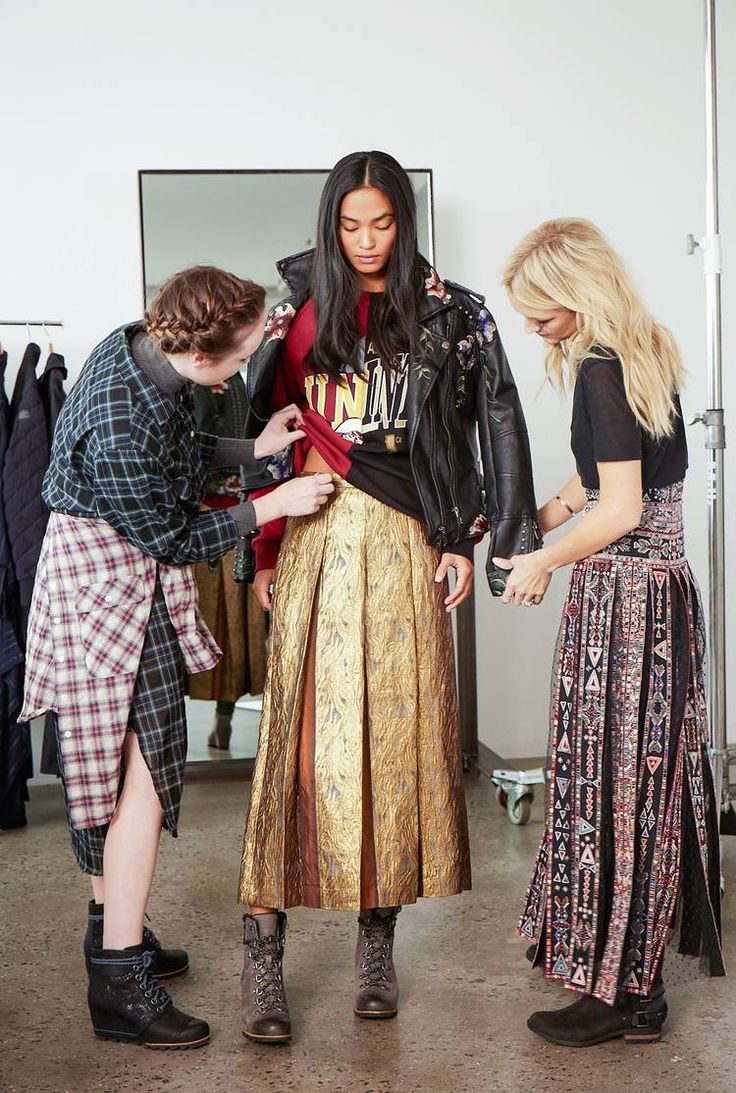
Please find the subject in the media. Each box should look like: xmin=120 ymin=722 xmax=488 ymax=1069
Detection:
xmin=251 ymin=473 xmax=334 ymax=525
xmin=253 ymin=569 xmax=276 ymax=612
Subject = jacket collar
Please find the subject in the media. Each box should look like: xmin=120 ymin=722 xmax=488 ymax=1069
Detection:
xmin=275 ymin=249 xmax=456 ymax=324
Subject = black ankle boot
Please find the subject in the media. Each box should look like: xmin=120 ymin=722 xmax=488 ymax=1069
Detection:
xmin=527 ymin=986 xmax=668 ymax=1047
xmin=88 ymin=944 xmax=209 ymax=1049
xmin=354 ymin=906 xmax=401 ymax=1019
xmin=83 ymin=902 xmax=189 ymax=979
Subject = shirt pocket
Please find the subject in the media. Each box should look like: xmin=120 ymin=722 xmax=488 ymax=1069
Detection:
xmin=75 ymin=575 xmax=149 ymax=678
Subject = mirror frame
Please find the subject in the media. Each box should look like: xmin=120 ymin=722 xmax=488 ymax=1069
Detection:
xmin=137 ymin=168 xmax=477 ymax=778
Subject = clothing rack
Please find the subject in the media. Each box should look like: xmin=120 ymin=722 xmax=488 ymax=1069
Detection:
xmin=0 ymin=321 xmax=64 ymax=327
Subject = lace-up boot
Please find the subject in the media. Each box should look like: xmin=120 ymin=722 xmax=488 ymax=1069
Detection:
xmin=84 ymin=902 xmax=188 ymax=979
xmin=87 ymin=944 xmax=209 ymax=1049
xmin=241 ymin=912 xmax=291 ymax=1043
xmin=354 ymin=906 xmax=401 ymax=1019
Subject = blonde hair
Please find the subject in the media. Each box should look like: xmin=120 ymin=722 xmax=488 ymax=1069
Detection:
xmin=502 ymin=218 xmax=684 ymax=438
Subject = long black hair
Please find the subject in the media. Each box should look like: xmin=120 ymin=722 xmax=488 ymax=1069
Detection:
xmin=307 ymin=150 xmax=425 ymax=380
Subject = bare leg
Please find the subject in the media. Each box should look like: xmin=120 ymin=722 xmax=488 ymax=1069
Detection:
xmin=249 ymin=905 xmax=278 ymax=915
xmin=90 ymin=876 xmax=105 ymax=904
xmin=102 ymin=732 xmax=164 ymax=950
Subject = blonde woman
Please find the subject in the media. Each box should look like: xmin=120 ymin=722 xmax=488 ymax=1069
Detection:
xmin=496 ymin=219 xmax=724 ymax=1047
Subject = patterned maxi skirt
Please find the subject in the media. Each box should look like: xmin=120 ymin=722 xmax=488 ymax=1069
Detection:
xmin=238 ymin=478 xmax=471 ymax=911
xmin=519 ymin=483 xmax=725 ymax=1004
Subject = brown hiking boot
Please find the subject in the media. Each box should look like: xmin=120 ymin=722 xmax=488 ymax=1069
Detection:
xmin=353 ymin=906 xmax=401 ymax=1019
xmin=241 ymin=912 xmax=291 ymax=1044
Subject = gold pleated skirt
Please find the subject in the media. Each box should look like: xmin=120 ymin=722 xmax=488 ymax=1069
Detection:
xmin=238 ymin=478 xmax=471 ymax=911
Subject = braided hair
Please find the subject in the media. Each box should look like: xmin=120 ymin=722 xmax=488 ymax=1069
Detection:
xmin=145 ymin=266 xmax=266 ymax=359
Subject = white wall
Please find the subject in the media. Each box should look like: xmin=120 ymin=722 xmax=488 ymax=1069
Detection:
xmin=1 ymin=0 xmax=733 ymax=758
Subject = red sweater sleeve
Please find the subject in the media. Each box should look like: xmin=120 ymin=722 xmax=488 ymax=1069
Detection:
xmin=251 ymin=306 xmax=314 ymax=572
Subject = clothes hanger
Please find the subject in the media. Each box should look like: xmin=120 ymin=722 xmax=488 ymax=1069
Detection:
xmin=42 ymin=321 xmax=54 ymax=355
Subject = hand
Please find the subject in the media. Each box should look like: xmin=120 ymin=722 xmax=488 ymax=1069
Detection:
xmin=252 ymin=474 xmax=334 ymax=525
xmin=435 ymin=553 xmax=474 ymax=612
xmin=492 ymin=550 xmax=553 ymax=607
xmin=253 ymin=569 xmax=275 ymax=612
xmin=254 ymin=404 xmax=307 ymax=459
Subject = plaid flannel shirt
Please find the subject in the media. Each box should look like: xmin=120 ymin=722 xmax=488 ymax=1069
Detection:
xmin=42 ymin=323 xmax=238 ymax=566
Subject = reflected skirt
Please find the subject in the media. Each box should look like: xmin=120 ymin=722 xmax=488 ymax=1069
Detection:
xmin=519 ymin=483 xmax=725 ymax=1004
xmin=189 ymin=547 xmax=266 ymax=702
xmin=238 ymin=478 xmax=471 ymax=911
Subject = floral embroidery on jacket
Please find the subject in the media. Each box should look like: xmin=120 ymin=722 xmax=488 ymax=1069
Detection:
xmin=424 ymin=268 xmax=451 ymax=304
xmin=264 ymin=302 xmax=296 ymax=342
xmin=475 ymin=308 xmax=497 ymax=346
xmin=266 ymin=447 xmax=293 ymax=481
xmin=468 ymin=513 xmax=491 ymax=536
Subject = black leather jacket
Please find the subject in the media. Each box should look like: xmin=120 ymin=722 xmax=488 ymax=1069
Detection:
xmin=244 ymin=250 xmax=541 ymax=594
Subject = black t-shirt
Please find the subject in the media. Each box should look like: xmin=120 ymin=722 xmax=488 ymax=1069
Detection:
xmin=570 ymin=355 xmax=688 ymax=490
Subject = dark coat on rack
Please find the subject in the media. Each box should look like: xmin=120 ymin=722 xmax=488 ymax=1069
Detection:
xmin=2 ymin=343 xmax=50 ymax=625
xmin=37 ymin=352 xmax=68 ymax=775
xmin=39 ymin=352 xmax=68 ymax=442
xmin=0 ymin=349 xmax=32 ymax=828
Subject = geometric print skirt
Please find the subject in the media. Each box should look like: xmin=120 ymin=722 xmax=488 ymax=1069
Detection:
xmin=519 ymin=483 xmax=725 ymax=1004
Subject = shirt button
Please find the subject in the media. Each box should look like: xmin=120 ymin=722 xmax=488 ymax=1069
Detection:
xmin=53 ymin=617 xmax=62 ymax=625
xmin=64 ymin=730 xmax=72 ymax=739
xmin=104 ymin=594 xmax=113 ymax=603
xmin=190 ymin=430 xmax=195 ymax=438
xmin=56 ymin=654 xmax=64 ymax=663
xmin=48 ymin=580 xmax=58 ymax=592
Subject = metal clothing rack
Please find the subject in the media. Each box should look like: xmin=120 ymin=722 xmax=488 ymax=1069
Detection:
xmin=0 ymin=321 xmax=64 ymax=327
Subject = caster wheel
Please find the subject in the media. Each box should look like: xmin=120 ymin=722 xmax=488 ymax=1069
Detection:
xmin=496 ymin=786 xmax=508 ymax=810
xmin=508 ymin=795 xmax=532 ymax=825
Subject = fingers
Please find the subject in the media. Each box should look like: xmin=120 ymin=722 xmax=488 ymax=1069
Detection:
xmin=273 ymin=404 xmax=304 ymax=426
xmin=444 ymin=564 xmax=474 ymax=612
xmin=278 ymin=473 xmax=335 ymax=516
xmin=253 ymin=572 xmax=274 ymax=612
xmin=492 ymin=556 xmax=514 ymax=571
xmin=279 ymin=428 xmax=307 ymax=447
xmin=434 ymin=556 xmax=452 ymax=584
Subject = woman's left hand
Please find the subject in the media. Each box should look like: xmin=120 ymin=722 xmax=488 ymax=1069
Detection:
xmin=492 ymin=550 xmax=553 ymax=607
xmin=435 ymin=554 xmax=474 ymax=612
xmin=254 ymin=404 xmax=307 ymax=459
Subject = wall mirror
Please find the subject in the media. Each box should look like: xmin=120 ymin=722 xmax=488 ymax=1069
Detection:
xmin=138 ymin=169 xmax=476 ymax=774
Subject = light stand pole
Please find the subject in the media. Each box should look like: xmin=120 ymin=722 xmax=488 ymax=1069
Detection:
xmin=687 ymin=0 xmax=730 ymax=824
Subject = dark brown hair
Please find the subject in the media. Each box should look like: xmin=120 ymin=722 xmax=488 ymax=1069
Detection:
xmin=145 ymin=266 xmax=266 ymax=359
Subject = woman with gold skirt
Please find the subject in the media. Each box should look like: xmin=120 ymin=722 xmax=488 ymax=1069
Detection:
xmin=237 ymin=151 xmax=541 ymax=1043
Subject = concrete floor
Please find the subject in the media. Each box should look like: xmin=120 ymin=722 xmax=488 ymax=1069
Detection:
xmin=1 ymin=773 xmax=734 ymax=1093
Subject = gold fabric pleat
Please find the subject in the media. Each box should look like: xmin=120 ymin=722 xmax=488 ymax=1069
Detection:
xmin=238 ymin=478 xmax=471 ymax=911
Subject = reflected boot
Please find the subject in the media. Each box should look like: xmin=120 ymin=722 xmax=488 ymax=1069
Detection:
xmin=527 ymin=985 xmax=668 ymax=1047
xmin=207 ymin=702 xmax=234 ymax=750
xmin=83 ymin=901 xmax=189 ymax=979
xmin=241 ymin=912 xmax=291 ymax=1044
xmin=354 ymin=906 xmax=401 ymax=1019
xmin=88 ymin=944 xmax=209 ymax=1049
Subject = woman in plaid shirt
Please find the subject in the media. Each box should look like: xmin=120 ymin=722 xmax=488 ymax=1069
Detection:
xmin=21 ymin=266 xmax=333 ymax=1050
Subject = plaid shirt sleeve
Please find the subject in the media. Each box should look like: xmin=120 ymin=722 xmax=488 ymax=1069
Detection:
xmin=92 ymin=445 xmax=239 ymax=565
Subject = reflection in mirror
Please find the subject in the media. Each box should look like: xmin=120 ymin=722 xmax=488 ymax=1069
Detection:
xmin=140 ymin=170 xmax=434 ymax=309
xmin=138 ymin=169 xmax=435 ymax=770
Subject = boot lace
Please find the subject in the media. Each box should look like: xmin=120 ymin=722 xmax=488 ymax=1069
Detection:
xmin=132 ymin=949 xmax=171 ymax=1011
xmin=142 ymin=924 xmax=161 ymax=952
xmin=246 ymin=935 xmax=288 ymax=1015
xmin=358 ymin=910 xmax=399 ymax=992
